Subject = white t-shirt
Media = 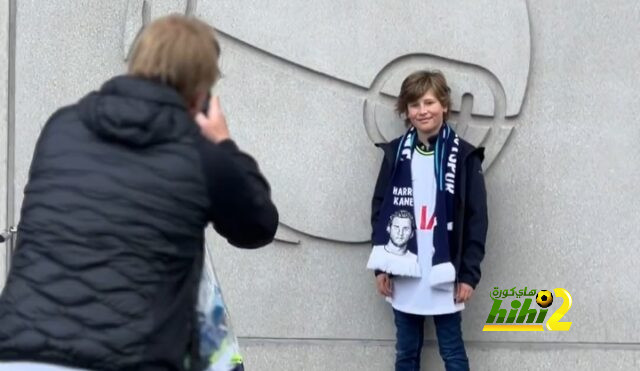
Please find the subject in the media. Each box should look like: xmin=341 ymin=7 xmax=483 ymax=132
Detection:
xmin=390 ymin=147 xmax=464 ymax=315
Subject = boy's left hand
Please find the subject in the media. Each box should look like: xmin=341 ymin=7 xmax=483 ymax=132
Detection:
xmin=456 ymin=283 xmax=474 ymax=303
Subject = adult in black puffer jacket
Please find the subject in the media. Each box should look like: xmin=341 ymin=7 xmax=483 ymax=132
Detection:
xmin=0 ymin=15 xmax=278 ymax=371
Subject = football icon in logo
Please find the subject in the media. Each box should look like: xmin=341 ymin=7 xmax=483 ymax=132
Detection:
xmin=536 ymin=290 xmax=554 ymax=308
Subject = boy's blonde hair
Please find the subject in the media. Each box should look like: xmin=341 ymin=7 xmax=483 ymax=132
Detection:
xmin=128 ymin=15 xmax=221 ymax=104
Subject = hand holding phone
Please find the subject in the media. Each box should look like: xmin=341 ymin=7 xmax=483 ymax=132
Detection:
xmin=196 ymin=95 xmax=230 ymax=144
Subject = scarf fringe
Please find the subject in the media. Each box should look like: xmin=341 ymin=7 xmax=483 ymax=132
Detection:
xmin=429 ymin=262 xmax=456 ymax=290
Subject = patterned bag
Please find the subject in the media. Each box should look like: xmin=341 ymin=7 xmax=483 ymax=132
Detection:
xmin=196 ymin=245 xmax=244 ymax=371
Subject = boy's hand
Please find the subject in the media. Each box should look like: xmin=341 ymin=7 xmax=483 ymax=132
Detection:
xmin=376 ymin=273 xmax=393 ymax=297
xmin=456 ymin=282 xmax=474 ymax=303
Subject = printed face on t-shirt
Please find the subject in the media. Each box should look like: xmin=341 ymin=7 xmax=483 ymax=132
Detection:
xmin=389 ymin=216 xmax=412 ymax=248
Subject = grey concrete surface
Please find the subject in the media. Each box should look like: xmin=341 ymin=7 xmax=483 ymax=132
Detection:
xmin=3 ymin=0 xmax=640 ymax=370
xmin=213 ymin=37 xmax=380 ymax=243
xmin=0 ymin=0 xmax=9 ymax=287
xmin=240 ymin=339 xmax=640 ymax=371
xmin=197 ymin=0 xmax=531 ymax=241
xmin=12 ymin=0 xmax=128 ymax=220
xmin=206 ymin=230 xmax=397 ymax=340
xmin=481 ymin=1 xmax=640 ymax=345
xmin=206 ymin=0 xmax=640 ymax=348
xmin=197 ymin=0 xmax=530 ymax=117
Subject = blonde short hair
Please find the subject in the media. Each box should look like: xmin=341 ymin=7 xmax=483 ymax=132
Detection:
xmin=128 ymin=14 xmax=221 ymax=104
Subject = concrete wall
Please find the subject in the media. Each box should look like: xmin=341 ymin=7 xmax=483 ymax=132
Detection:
xmin=2 ymin=0 xmax=640 ymax=370
xmin=0 ymin=0 xmax=9 ymax=286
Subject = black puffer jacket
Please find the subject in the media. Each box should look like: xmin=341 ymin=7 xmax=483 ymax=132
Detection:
xmin=0 ymin=76 xmax=278 ymax=370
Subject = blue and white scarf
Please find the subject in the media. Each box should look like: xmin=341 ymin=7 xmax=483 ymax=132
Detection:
xmin=367 ymin=124 xmax=460 ymax=288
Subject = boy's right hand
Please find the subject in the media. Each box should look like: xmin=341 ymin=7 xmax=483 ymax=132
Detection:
xmin=376 ymin=273 xmax=393 ymax=297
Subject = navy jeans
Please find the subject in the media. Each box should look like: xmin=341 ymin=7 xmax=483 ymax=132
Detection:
xmin=393 ymin=309 xmax=469 ymax=371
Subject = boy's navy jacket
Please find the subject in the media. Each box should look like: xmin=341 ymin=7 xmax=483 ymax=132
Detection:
xmin=371 ymin=135 xmax=488 ymax=289
xmin=0 ymin=76 xmax=278 ymax=371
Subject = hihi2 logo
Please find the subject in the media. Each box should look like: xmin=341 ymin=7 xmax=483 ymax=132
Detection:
xmin=482 ymin=287 xmax=573 ymax=332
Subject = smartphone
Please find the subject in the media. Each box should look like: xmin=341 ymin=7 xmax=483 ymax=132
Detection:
xmin=201 ymin=92 xmax=211 ymax=115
